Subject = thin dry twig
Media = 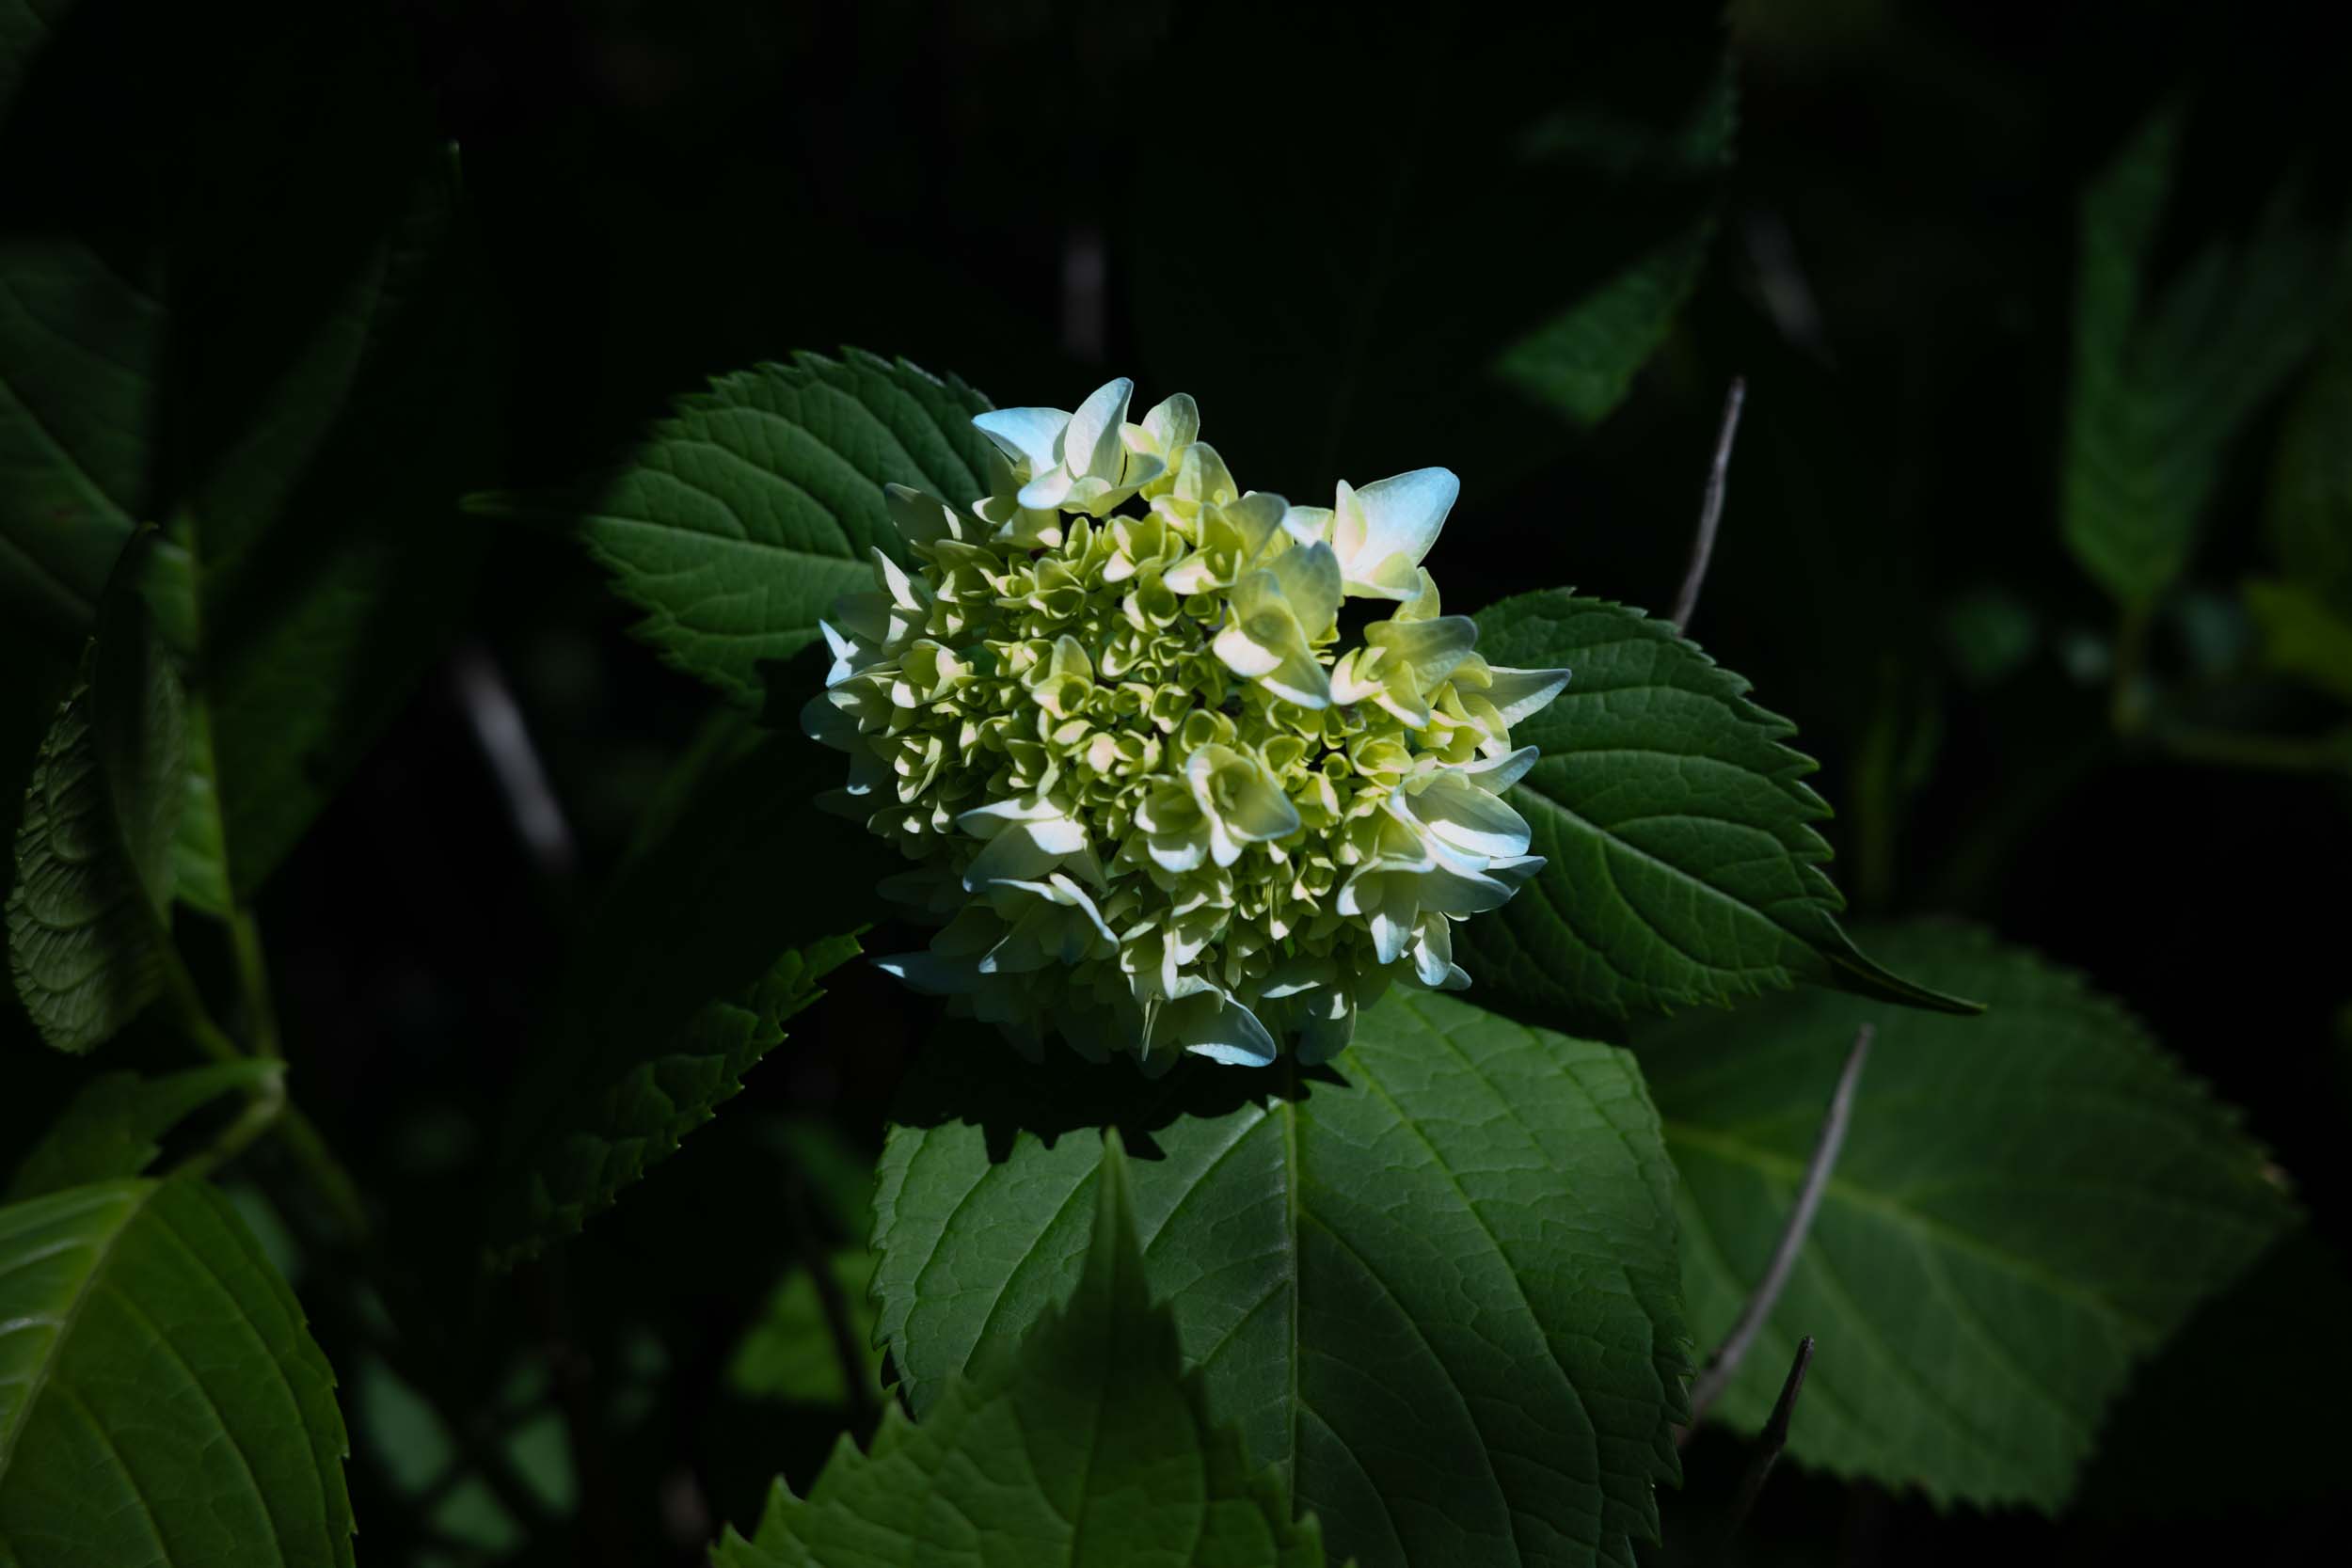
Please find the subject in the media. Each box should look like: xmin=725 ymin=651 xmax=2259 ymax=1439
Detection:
xmin=1671 ymin=376 xmax=1748 ymax=633
xmin=1720 ymin=1336 xmax=1815 ymax=1548
xmin=1682 ymin=1022 xmax=1871 ymax=1432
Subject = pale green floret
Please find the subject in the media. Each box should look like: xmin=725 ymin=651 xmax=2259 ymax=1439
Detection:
xmin=811 ymin=378 xmax=1569 ymax=1069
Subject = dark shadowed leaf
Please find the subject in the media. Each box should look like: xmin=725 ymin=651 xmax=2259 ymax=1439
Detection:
xmin=7 ymin=532 xmax=186 ymax=1053
xmin=725 ymin=1247 xmax=883 ymax=1408
xmin=0 ymin=1 xmax=491 ymax=901
xmin=2243 ymin=577 xmax=2352 ymax=704
xmin=7 ymin=1059 xmax=278 ymax=1198
xmin=486 ymin=939 xmax=859 ymax=1273
xmin=485 ymin=733 xmax=881 ymax=1267
xmin=2267 ymin=327 xmax=2352 ymax=613
xmin=1128 ymin=3 xmax=1733 ymax=490
xmin=2061 ymin=106 xmax=2350 ymax=607
xmin=1645 ymin=923 xmax=2295 ymax=1511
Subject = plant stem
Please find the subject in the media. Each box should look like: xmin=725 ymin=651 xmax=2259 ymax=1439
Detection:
xmin=228 ymin=903 xmax=282 ymax=1058
xmin=2108 ymin=600 xmax=2154 ymax=735
xmin=154 ymin=912 xmax=371 ymax=1239
xmin=2151 ymin=721 xmax=2351 ymax=775
xmin=179 ymin=1066 xmax=288 ymax=1182
xmin=785 ymin=1165 xmax=881 ymax=1439
xmin=275 ymin=1102 xmax=373 ymax=1240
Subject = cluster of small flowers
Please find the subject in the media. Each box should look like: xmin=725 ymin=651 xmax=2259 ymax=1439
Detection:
xmin=805 ymin=378 xmax=1567 ymax=1069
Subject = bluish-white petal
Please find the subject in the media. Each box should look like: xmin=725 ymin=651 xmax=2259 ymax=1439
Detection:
xmin=1354 ymin=467 xmax=1458 ymax=569
xmin=971 ymin=405 xmax=1070 ymax=471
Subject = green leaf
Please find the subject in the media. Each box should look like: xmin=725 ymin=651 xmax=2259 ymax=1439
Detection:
xmin=718 ymin=1134 xmax=1327 ymax=1568
xmin=873 ymin=990 xmax=1689 ymax=1568
xmin=0 ymin=5 xmax=491 ymax=901
xmin=0 ymin=1176 xmax=355 ymax=1564
xmin=2267 ymin=328 xmax=2352 ymax=613
xmin=7 ymin=534 xmax=187 ymax=1053
xmin=172 ymin=151 xmax=489 ymax=902
xmin=8 ymin=1060 xmax=278 ymax=1199
xmin=485 ymin=734 xmax=879 ymax=1268
xmin=2243 ymin=576 xmax=2352 ymax=704
xmin=1131 ymin=4 xmax=1731 ymax=482
xmin=350 ymin=1354 xmax=575 ymax=1557
xmin=485 ymin=349 xmax=998 ymax=708
xmin=0 ymin=234 xmax=154 ymax=647
xmin=726 ymin=1247 xmax=883 ymax=1407
xmin=1493 ymin=221 xmax=1716 ymax=428
xmin=2061 ymin=107 xmax=2350 ymax=607
xmin=2074 ymin=1227 xmax=2352 ymax=1519
xmin=1645 ymin=922 xmax=2295 ymax=1511
xmin=0 ymin=2 xmax=78 ymax=116
xmin=1489 ymin=64 xmax=1733 ymax=429
xmin=485 ymin=941 xmax=858 ymax=1271
xmin=1451 ymin=590 xmax=1973 ymax=1028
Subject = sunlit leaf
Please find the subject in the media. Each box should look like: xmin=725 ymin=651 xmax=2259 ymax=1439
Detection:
xmin=0 ymin=1177 xmax=355 ymax=1564
xmin=718 ymin=1136 xmax=1326 ymax=1568
xmin=1453 ymin=590 xmax=1972 ymax=1029
xmin=873 ymin=991 xmax=1689 ymax=1568
xmin=483 ymin=350 xmax=999 ymax=708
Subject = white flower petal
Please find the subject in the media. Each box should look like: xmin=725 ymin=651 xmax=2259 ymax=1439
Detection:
xmin=1353 ymin=467 xmax=1458 ymax=570
xmin=1280 ymin=503 xmax=1334 ymax=548
xmin=1169 ymin=990 xmax=1278 ymax=1067
xmin=1063 ymin=377 xmax=1135 ymax=482
xmin=1415 ymin=783 xmax=1533 ymax=863
xmin=1482 ymin=665 xmax=1573 ymax=728
xmin=971 ymin=405 xmax=1070 ymax=472
xmin=1017 ymin=467 xmax=1076 ymax=511
xmin=1453 ymin=744 xmax=1541 ymax=793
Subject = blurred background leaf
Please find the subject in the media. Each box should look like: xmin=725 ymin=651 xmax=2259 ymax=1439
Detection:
xmin=2060 ymin=106 xmax=2351 ymax=610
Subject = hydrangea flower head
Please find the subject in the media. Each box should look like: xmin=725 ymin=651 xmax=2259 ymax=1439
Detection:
xmin=806 ymin=378 xmax=1568 ymax=1069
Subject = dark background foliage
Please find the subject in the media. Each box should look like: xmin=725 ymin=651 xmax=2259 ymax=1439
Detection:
xmin=5 ymin=1 xmax=2347 ymax=1563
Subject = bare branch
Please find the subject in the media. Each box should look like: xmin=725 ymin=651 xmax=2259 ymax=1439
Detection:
xmin=1683 ymin=1022 xmax=1870 ymax=1430
xmin=1721 ymin=1337 xmax=1815 ymax=1546
xmin=1670 ymin=376 xmax=1748 ymax=633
